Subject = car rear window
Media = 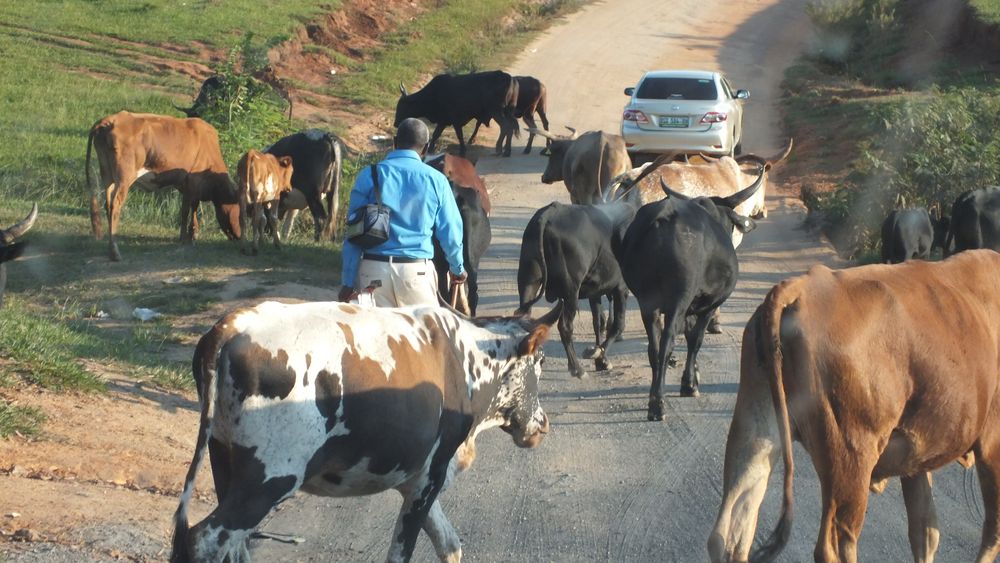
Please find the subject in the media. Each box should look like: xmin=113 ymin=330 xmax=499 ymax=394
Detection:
xmin=635 ymin=77 xmax=717 ymax=101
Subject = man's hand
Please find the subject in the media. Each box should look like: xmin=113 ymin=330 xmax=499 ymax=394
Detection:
xmin=449 ymin=271 xmax=468 ymax=285
xmin=337 ymin=285 xmax=357 ymax=303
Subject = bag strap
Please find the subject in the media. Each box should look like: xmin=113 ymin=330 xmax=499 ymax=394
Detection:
xmin=369 ymin=164 xmax=382 ymax=206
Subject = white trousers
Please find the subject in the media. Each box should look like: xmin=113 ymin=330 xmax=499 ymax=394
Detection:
xmin=355 ymin=258 xmax=439 ymax=307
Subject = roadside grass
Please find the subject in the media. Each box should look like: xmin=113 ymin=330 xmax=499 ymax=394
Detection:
xmin=0 ymin=401 xmax=45 ymax=439
xmin=971 ymin=0 xmax=1000 ymax=25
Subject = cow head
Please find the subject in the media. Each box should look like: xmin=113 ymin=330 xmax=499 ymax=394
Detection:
xmin=275 ymin=155 xmax=294 ymax=194
xmin=490 ymin=301 xmax=562 ymax=448
xmin=531 ymin=127 xmax=578 ymax=184
xmin=393 ymin=83 xmax=411 ymax=127
xmin=0 ymin=204 xmax=38 ymax=307
xmin=733 ymin=139 xmax=793 ymax=219
xmin=660 ymin=167 xmax=762 ymax=238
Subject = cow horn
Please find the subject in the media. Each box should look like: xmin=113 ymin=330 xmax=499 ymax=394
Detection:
xmin=535 ymin=299 xmax=564 ymax=327
xmin=765 ymin=138 xmax=793 ymax=165
xmin=659 ymin=178 xmax=691 ymax=201
xmin=565 ymin=126 xmax=578 ymax=140
xmin=608 ymin=153 xmax=676 ymax=202
xmin=399 ymin=82 xmax=407 ymax=96
xmin=527 ymin=127 xmax=562 ymax=142
xmin=719 ymin=166 xmax=765 ymax=209
xmin=2 ymin=203 xmax=38 ymax=245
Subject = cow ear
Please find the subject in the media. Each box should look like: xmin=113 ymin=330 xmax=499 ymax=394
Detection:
xmin=725 ymin=208 xmax=756 ymax=233
xmin=279 ymin=156 xmax=293 ymax=168
xmin=516 ymin=301 xmax=562 ymax=356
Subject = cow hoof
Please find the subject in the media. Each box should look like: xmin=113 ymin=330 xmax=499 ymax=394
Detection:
xmin=615 ymin=333 xmax=624 ymax=342
xmin=595 ymin=357 xmax=612 ymax=371
xmin=667 ymin=354 xmax=678 ymax=368
xmin=647 ymin=400 xmax=665 ymax=421
xmin=680 ymin=385 xmax=700 ymax=398
xmin=706 ymin=319 xmax=723 ymax=334
xmin=571 ymin=370 xmax=589 ymax=379
xmin=582 ymin=345 xmax=603 ymax=359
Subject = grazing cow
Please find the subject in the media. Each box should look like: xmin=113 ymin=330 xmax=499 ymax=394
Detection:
xmin=516 ymin=158 xmax=669 ymax=378
xmin=236 ymin=150 xmax=294 ymax=255
xmin=0 ymin=204 xmax=37 ymax=308
xmin=880 ymin=207 xmax=949 ymax=263
xmin=433 ymin=185 xmax=491 ymax=316
xmin=469 ymin=75 xmax=550 ymax=154
xmin=395 ymin=70 xmax=520 ymax=157
xmin=265 ymin=130 xmax=343 ymax=242
xmin=709 ymin=250 xmax=1000 ymax=563
xmin=532 ymin=129 xmax=632 ymax=205
xmin=425 ymin=153 xmax=492 ymax=215
xmin=944 ymin=186 xmax=1000 ymax=256
xmin=616 ymin=172 xmax=762 ymax=420
xmin=86 ymin=111 xmax=241 ymax=261
xmin=170 ymin=300 xmax=561 ymax=563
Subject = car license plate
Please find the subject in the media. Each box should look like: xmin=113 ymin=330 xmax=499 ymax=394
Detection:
xmin=658 ymin=115 xmax=688 ymax=128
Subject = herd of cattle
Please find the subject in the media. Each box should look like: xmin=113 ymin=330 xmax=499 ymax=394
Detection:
xmin=5 ymin=67 xmax=1000 ymax=561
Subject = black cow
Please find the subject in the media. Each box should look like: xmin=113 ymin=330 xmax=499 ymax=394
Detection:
xmin=945 ymin=186 xmax=1000 ymax=256
xmin=395 ymin=70 xmax=519 ymax=157
xmin=0 ymin=204 xmax=37 ymax=308
xmin=469 ymin=75 xmax=550 ymax=154
xmin=516 ymin=159 xmax=668 ymax=378
xmin=880 ymin=207 xmax=948 ymax=263
xmin=433 ymin=184 xmax=491 ymax=316
xmin=264 ymin=130 xmax=343 ymax=242
xmin=616 ymin=171 xmax=762 ymax=421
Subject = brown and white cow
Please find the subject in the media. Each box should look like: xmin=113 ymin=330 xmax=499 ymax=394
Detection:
xmin=425 ymin=153 xmax=492 ymax=216
xmin=86 ymin=111 xmax=241 ymax=261
xmin=709 ymin=250 xmax=1000 ymax=563
xmin=236 ymin=149 xmax=294 ymax=255
xmin=171 ymin=300 xmax=561 ymax=563
xmin=532 ymin=128 xmax=632 ymax=205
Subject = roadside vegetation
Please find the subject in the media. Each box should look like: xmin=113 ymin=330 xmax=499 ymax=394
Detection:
xmin=0 ymin=0 xmax=584 ymax=437
xmin=971 ymin=0 xmax=1000 ymax=24
xmin=785 ymin=0 xmax=1000 ymax=258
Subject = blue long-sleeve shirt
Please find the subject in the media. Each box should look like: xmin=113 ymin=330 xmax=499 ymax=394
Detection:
xmin=341 ymin=149 xmax=465 ymax=287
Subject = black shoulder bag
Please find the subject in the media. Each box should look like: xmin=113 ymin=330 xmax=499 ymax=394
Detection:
xmin=345 ymin=165 xmax=391 ymax=249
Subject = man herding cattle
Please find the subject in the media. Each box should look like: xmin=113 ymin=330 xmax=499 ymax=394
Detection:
xmin=338 ymin=118 xmax=467 ymax=306
xmin=86 ymin=111 xmax=242 ymax=261
xmin=709 ymin=250 xmax=1000 ymax=563
xmin=170 ymin=299 xmax=562 ymax=562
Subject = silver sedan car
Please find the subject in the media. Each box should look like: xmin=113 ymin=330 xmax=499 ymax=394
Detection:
xmin=620 ymin=70 xmax=748 ymax=159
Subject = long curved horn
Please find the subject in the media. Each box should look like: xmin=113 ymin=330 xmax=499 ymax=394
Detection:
xmin=2 ymin=203 xmax=38 ymax=244
xmin=565 ymin=126 xmax=578 ymax=140
xmin=606 ymin=152 xmax=675 ymax=202
xmin=765 ymin=138 xmax=793 ymax=165
xmin=718 ymin=166 xmax=765 ymax=209
xmin=527 ymin=127 xmax=563 ymax=142
xmin=399 ymin=82 xmax=407 ymax=96
xmin=735 ymin=154 xmax=767 ymax=167
xmin=659 ymin=177 xmax=691 ymax=201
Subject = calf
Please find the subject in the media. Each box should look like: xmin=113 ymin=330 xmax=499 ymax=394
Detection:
xmin=425 ymin=153 xmax=491 ymax=215
xmin=944 ymin=185 xmax=1000 ymax=256
xmin=533 ymin=129 xmax=632 ymax=205
xmin=616 ymin=172 xmax=761 ymax=420
xmin=0 ymin=204 xmax=37 ymax=308
xmin=880 ymin=207 xmax=948 ymax=263
xmin=709 ymin=250 xmax=1000 ymax=563
xmin=265 ymin=130 xmax=343 ymax=242
xmin=433 ymin=184 xmax=491 ymax=315
xmin=86 ymin=111 xmax=242 ymax=261
xmin=236 ymin=150 xmax=294 ymax=255
xmin=171 ymin=300 xmax=561 ymax=563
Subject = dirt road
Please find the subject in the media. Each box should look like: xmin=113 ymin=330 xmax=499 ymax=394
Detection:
xmin=254 ymin=0 xmax=985 ymax=561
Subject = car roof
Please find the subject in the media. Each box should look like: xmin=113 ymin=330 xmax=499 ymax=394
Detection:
xmin=639 ymin=70 xmax=719 ymax=81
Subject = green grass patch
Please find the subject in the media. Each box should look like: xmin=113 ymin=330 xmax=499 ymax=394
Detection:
xmin=0 ymin=400 xmax=46 ymax=439
xmin=971 ymin=0 xmax=1000 ymax=25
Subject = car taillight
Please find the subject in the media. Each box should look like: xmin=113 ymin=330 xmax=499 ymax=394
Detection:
xmin=623 ymin=109 xmax=649 ymax=124
xmin=700 ymin=112 xmax=727 ymax=124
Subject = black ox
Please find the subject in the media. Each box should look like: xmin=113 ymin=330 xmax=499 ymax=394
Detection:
xmin=616 ymin=171 xmax=762 ymax=421
xmin=0 ymin=204 xmax=37 ymax=308
xmin=516 ymin=159 xmax=668 ymax=378
xmin=395 ymin=70 xmax=519 ymax=157
xmin=469 ymin=75 xmax=550 ymax=154
xmin=880 ymin=207 xmax=948 ymax=263
xmin=945 ymin=186 xmax=1000 ymax=256
xmin=264 ymin=130 xmax=343 ymax=242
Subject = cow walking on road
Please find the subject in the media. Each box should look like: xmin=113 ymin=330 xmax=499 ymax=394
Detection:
xmin=880 ymin=207 xmax=948 ymax=263
xmin=710 ymin=250 xmax=1000 ymax=563
xmin=171 ymin=300 xmax=561 ymax=563
xmin=469 ymin=75 xmax=551 ymax=154
xmin=616 ymin=171 xmax=762 ymax=420
xmin=86 ymin=111 xmax=242 ymax=261
xmin=533 ymin=128 xmax=632 ymax=205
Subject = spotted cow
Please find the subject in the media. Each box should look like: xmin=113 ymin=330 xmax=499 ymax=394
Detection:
xmin=236 ymin=149 xmax=294 ymax=255
xmin=171 ymin=300 xmax=562 ymax=563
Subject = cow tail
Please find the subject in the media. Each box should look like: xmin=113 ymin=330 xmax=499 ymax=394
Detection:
xmin=750 ymin=284 xmax=797 ymax=563
xmin=507 ymin=78 xmax=521 ymax=139
xmin=171 ymin=323 xmax=227 ymax=562
xmin=321 ymin=135 xmax=342 ymax=240
xmin=517 ymin=207 xmax=551 ymax=313
xmin=86 ymin=122 xmax=103 ymax=239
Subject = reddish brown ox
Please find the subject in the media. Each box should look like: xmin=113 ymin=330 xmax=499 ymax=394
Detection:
xmin=236 ymin=149 xmax=293 ymax=255
xmin=709 ymin=249 xmax=1000 ymax=563
xmin=425 ymin=153 xmax=491 ymax=215
xmin=86 ymin=111 xmax=241 ymax=261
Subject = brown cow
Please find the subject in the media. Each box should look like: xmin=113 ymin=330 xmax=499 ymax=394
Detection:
xmin=425 ymin=153 xmax=491 ymax=215
xmin=236 ymin=149 xmax=293 ymax=255
xmin=709 ymin=249 xmax=1000 ymax=563
xmin=532 ymin=128 xmax=632 ymax=205
xmin=86 ymin=111 xmax=241 ymax=261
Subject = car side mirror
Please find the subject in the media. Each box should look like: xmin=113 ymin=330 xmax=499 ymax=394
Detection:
xmin=736 ymin=89 xmax=750 ymax=100
xmin=624 ymin=87 xmax=635 ymax=96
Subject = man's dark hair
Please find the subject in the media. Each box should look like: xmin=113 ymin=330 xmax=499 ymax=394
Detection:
xmin=395 ymin=118 xmax=430 ymax=150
